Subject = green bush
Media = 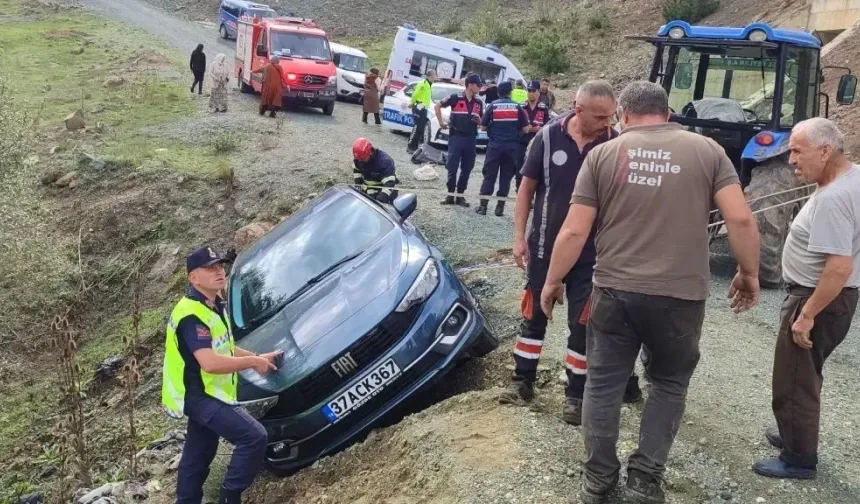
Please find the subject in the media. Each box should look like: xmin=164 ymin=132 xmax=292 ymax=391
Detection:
xmin=468 ymin=0 xmax=512 ymax=46
xmin=531 ymin=0 xmax=553 ymax=24
xmin=587 ymin=9 xmax=609 ymax=32
xmin=211 ymin=132 xmax=238 ymax=153
xmin=439 ymin=18 xmax=462 ymax=35
xmin=661 ymin=0 xmax=719 ymax=23
xmin=523 ymin=32 xmax=569 ymax=74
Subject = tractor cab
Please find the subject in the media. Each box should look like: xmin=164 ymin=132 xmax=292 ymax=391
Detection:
xmin=630 ymin=21 xmax=856 ymax=182
xmin=629 ymin=21 xmax=857 ymax=286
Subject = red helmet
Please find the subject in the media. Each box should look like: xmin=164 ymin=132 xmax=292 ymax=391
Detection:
xmin=352 ymin=137 xmax=373 ymax=161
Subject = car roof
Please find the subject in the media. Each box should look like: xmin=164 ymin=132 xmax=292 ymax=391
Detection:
xmin=330 ymin=42 xmax=367 ymax=58
xmin=657 ymin=21 xmax=821 ymax=49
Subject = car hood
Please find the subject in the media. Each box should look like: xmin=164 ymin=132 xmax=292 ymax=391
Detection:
xmin=236 ymin=227 xmax=424 ymax=396
xmin=339 ymin=69 xmax=365 ymax=81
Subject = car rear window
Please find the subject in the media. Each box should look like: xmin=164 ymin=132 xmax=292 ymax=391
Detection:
xmin=230 ymin=193 xmax=394 ymax=331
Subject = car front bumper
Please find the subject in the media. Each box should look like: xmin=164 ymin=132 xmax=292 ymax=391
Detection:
xmin=432 ymin=128 xmax=490 ymax=148
xmin=283 ymin=86 xmax=337 ymax=107
xmin=256 ymin=261 xmax=490 ymax=474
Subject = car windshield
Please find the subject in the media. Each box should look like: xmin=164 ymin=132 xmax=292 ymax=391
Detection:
xmin=248 ymin=8 xmax=275 ymax=18
xmin=432 ymin=86 xmax=463 ymax=102
xmin=666 ymin=45 xmax=818 ymax=126
xmin=271 ymin=31 xmax=331 ymax=60
xmin=230 ymin=193 xmax=394 ymax=331
xmin=338 ymin=53 xmax=368 ymax=73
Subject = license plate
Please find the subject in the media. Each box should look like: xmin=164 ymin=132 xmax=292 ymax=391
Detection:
xmin=478 ymin=132 xmax=488 ymax=140
xmin=300 ymin=91 xmax=316 ymax=99
xmin=321 ymin=358 xmax=401 ymax=423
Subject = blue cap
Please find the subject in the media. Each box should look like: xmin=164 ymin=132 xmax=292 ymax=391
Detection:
xmin=497 ymin=81 xmax=513 ymax=93
xmin=527 ymin=80 xmax=541 ymax=91
xmin=465 ymin=73 xmax=483 ymax=86
xmin=186 ymin=246 xmax=230 ymax=273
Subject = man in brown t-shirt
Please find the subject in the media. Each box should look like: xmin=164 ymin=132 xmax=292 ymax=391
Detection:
xmin=540 ymin=81 xmax=762 ymax=504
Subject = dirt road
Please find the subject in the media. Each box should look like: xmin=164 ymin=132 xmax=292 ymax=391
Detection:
xmin=78 ymin=1 xmax=860 ymax=502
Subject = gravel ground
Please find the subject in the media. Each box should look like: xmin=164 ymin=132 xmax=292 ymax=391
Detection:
xmin=76 ymin=1 xmax=860 ymax=502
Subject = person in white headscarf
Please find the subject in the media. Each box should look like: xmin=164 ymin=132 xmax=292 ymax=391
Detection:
xmin=209 ymin=53 xmax=230 ymax=113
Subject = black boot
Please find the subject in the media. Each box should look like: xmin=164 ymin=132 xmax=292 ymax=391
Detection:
xmin=494 ymin=200 xmax=505 ymax=216
xmin=475 ymin=199 xmax=488 ymax=215
xmin=218 ymin=488 xmax=242 ymax=504
xmin=455 ymin=196 xmax=470 ymax=207
xmin=441 ymin=195 xmax=455 ymax=205
xmin=269 ymin=111 xmax=276 ymax=118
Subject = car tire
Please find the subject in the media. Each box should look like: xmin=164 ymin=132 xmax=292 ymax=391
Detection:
xmin=470 ymin=329 xmax=498 ymax=358
xmin=238 ymin=71 xmax=253 ymax=94
xmin=322 ymin=102 xmax=335 ymax=116
xmin=220 ymin=24 xmax=229 ymax=39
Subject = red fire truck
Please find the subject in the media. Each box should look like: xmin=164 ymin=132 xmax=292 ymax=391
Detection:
xmin=235 ymin=16 xmax=338 ymax=115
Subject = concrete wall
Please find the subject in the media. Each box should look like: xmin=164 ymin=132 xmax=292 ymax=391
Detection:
xmin=776 ymin=0 xmax=860 ymax=37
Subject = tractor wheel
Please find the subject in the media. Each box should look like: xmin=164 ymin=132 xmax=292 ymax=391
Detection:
xmin=743 ymin=157 xmax=812 ymax=288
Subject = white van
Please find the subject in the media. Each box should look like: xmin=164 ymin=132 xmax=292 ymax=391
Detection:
xmin=330 ymin=42 xmax=370 ymax=103
xmin=382 ymin=25 xmax=525 ymax=96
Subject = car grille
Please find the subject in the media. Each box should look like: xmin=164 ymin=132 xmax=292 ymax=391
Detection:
xmin=297 ymin=74 xmax=328 ymax=86
xmin=267 ymin=304 xmax=421 ymax=418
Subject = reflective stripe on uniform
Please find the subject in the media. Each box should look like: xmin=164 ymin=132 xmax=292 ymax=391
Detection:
xmin=513 ymin=336 xmax=543 ymax=359
xmin=565 ymin=350 xmax=587 ymax=375
xmin=537 ymin=125 xmax=552 ymax=259
xmin=381 ymin=175 xmax=396 ymax=185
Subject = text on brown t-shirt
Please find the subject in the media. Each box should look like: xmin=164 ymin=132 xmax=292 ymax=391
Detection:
xmin=571 ymin=122 xmax=739 ymax=300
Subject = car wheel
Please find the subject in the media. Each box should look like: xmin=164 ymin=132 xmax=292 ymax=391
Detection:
xmin=238 ymin=71 xmax=253 ymax=93
xmin=469 ymin=329 xmax=498 ymax=358
xmin=220 ymin=24 xmax=229 ymax=39
xmin=322 ymin=102 xmax=335 ymax=116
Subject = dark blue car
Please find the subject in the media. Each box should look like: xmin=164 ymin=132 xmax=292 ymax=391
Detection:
xmin=229 ymin=187 xmax=497 ymax=474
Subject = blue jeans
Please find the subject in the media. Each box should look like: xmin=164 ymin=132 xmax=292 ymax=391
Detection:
xmin=175 ymin=395 xmax=268 ymax=504
xmin=446 ymin=135 xmax=477 ymax=193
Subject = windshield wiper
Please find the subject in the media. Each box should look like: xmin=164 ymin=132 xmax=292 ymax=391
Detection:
xmin=243 ymin=252 xmax=362 ymax=328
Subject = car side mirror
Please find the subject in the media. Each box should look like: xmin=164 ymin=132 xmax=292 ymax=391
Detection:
xmin=674 ymin=63 xmax=693 ymax=90
xmin=256 ymin=45 xmax=267 ymax=58
xmin=393 ymin=193 xmax=417 ymax=221
xmin=836 ymin=74 xmax=857 ymax=105
xmin=333 ymin=53 xmax=341 ymax=66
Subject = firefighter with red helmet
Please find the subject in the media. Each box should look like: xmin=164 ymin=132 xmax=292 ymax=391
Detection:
xmin=352 ymin=138 xmax=398 ymax=203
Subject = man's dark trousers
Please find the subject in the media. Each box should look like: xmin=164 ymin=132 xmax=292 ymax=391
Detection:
xmin=407 ymin=107 xmax=428 ymax=152
xmin=176 ymin=395 xmax=268 ymax=504
xmin=446 ymin=135 xmax=477 ymax=194
xmin=513 ymin=255 xmax=638 ymax=399
xmin=582 ymin=287 xmax=705 ymax=489
xmin=479 ymin=141 xmax=518 ymax=198
xmin=772 ymin=285 xmax=859 ymax=468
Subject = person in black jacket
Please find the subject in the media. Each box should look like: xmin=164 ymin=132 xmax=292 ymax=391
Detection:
xmin=190 ymin=44 xmax=206 ymax=95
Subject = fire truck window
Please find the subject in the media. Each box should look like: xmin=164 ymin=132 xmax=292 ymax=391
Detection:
xmin=409 ymin=51 xmax=456 ymax=80
xmin=258 ymin=29 xmax=268 ymax=52
xmin=271 ymin=32 xmax=331 ymax=60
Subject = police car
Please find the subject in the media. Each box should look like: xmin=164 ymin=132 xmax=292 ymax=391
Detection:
xmin=381 ymin=81 xmax=490 ymax=148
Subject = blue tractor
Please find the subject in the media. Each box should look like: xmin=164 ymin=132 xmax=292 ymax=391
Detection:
xmin=630 ymin=21 xmax=857 ymax=286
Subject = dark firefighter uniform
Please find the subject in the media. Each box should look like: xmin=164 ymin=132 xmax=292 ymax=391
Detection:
xmin=353 ymin=139 xmax=398 ymax=203
xmin=516 ymin=81 xmax=551 ymax=192
xmin=500 ymin=114 xmax=641 ymax=421
xmin=439 ymin=74 xmax=484 ymax=206
xmin=477 ymin=81 xmax=527 ymax=216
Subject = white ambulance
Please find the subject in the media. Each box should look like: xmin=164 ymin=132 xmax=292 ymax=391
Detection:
xmin=382 ymin=25 xmax=525 ymax=96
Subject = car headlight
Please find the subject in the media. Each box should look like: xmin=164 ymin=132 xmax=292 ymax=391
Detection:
xmin=327 ymin=75 xmax=337 ymax=85
xmin=238 ymin=395 xmax=279 ymax=420
xmin=396 ymin=259 xmax=439 ymax=312
xmin=343 ymin=74 xmax=361 ymax=87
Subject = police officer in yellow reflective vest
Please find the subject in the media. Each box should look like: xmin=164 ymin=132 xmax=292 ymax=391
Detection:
xmin=511 ymin=79 xmax=528 ymax=104
xmin=162 ymin=246 xmax=282 ymax=504
xmin=407 ymin=69 xmax=436 ymax=154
